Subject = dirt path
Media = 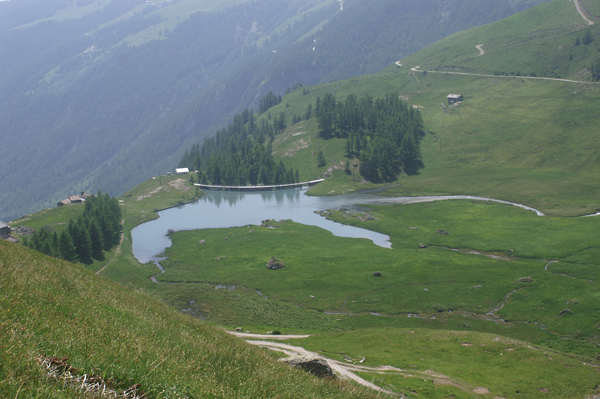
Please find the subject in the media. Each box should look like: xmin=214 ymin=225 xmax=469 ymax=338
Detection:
xmin=475 ymin=44 xmax=484 ymax=56
xmin=410 ymin=65 xmax=600 ymax=85
xmin=244 ymin=340 xmax=401 ymax=396
xmin=574 ymin=0 xmax=594 ymax=25
xmin=227 ymin=332 xmax=310 ymax=340
xmin=241 ymin=339 xmax=480 ymax=397
xmin=96 ymin=220 xmax=125 ymax=275
xmin=137 ymin=179 xmax=189 ymax=201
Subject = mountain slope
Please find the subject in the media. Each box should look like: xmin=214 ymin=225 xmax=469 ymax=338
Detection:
xmin=0 ymin=240 xmax=377 ymax=398
xmin=253 ymin=0 xmax=600 ymax=215
xmin=0 ymin=0 xmax=550 ymax=221
xmin=401 ymin=0 xmax=600 ymax=80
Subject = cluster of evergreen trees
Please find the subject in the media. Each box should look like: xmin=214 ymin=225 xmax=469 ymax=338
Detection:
xmin=178 ymin=102 xmax=300 ymax=186
xmin=258 ymin=92 xmax=283 ymax=115
xmin=24 ymin=193 xmax=122 ymax=263
xmin=316 ymin=93 xmax=425 ymax=180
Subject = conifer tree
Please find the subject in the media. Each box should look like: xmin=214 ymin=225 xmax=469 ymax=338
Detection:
xmin=57 ymin=230 xmax=77 ymax=262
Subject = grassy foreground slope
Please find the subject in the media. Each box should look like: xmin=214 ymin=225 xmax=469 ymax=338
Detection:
xmin=0 ymin=240 xmax=377 ymax=399
xmin=264 ymin=0 xmax=600 ymax=216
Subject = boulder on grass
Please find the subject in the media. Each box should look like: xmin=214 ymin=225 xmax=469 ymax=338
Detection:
xmin=279 ymin=356 xmax=336 ymax=379
xmin=266 ymin=256 xmax=285 ymax=270
xmin=373 ymin=272 xmax=382 ymax=277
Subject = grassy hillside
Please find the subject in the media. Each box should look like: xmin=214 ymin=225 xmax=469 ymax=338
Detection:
xmin=0 ymin=240 xmax=378 ymax=398
xmin=401 ymin=0 xmax=600 ymax=80
xmin=8 ymin=174 xmax=599 ymax=397
xmin=259 ymin=0 xmax=600 ymax=216
xmin=580 ymin=0 xmax=600 ymax=22
xmin=291 ymin=328 xmax=600 ymax=398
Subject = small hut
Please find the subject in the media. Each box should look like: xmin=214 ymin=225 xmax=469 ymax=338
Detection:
xmin=447 ymin=94 xmax=463 ymax=105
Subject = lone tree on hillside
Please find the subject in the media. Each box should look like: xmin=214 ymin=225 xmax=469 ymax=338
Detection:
xmin=583 ymin=30 xmax=594 ymax=45
xmin=317 ymin=151 xmax=327 ymax=167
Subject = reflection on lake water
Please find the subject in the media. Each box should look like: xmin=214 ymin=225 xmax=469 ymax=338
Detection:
xmin=131 ymin=189 xmax=392 ymax=265
xmin=131 ymin=189 xmax=546 ymax=265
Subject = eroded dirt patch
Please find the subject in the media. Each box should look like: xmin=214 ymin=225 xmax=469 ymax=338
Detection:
xmin=136 ymin=178 xmax=189 ymax=201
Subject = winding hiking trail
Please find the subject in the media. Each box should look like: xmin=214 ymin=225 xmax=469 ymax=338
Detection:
xmin=574 ymin=0 xmax=594 ymax=25
xmin=228 ymin=334 xmax=480 ymax=397
xmin=475 ymin=43 xmax=484 ymax=56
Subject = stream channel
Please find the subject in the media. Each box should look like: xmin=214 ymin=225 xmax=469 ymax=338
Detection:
xmin=131 ymin=188 xmax=544 ymax=267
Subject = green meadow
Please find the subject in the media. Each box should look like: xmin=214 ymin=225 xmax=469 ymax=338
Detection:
xmin=269 ymin=64 xmax=600 ymax=216
xmin=290 ymin=328 xmax=599 ymax=398
xmin=6 ymin=0 xmax=600 ymax=396
xmin=0 ymin=241 xmax=377 ymax=399
xmin=154 ymin=201 xmax=600 ymax=348
xmin=143 ymin=198 xmax=600 ymax=397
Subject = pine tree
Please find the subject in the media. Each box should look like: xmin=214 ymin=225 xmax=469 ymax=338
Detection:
xmin=57 ymin=230 xmax=77 ymax=262
xmin=317 ymin=151 xmax=326 ymax=167
xmin=89 ymin=219 xmax=104 ymax=260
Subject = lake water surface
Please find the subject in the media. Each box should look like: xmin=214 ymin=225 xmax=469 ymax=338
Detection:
xmin=131 ymin=189 xmax=393 ymax=265
xmin=131 ymin=189 xmax=545 ymax=265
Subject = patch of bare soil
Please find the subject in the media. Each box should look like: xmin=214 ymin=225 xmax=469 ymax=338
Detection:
xmin=136 ymin=179 xmax=189 ymax=201
xmin=473 ymin=387 xmax=490 ymax=394
xmin=283 ymin=138 xmax=310 ymax=157
xmin=168 ymin=178 xmax=190 ymax=191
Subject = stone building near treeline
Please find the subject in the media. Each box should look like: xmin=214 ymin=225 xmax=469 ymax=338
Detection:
xmin=57 ymin=192 xmax=93 ymax=207
xmin=0 ymin=220 xmax=10 ymax=239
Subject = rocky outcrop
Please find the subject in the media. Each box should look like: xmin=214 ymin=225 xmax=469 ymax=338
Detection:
xmin=266 ymin=257 xmax=285 ymax=270
xmin=279 ymin=356 xmax=336 ymax=379
xmin=13 ymin=225 xmax=33 ymax=236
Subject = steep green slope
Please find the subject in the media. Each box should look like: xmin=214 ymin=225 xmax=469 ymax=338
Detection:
xmin=0 ymin=240 xmax=377 ymax=398
xmin=401 ymin=0 xmax=600 ymax=80
xmin=0 ymin=0 xmax=550 ymax=221
xmin=257 ymin=0 xmax=600 ymax=216
xmin=580 ymin=0 xmax=600 ymax=22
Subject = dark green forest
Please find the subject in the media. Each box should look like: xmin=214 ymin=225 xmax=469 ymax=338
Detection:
xmin=317 ymin=93 xmax=425 ymax=180
xmin=0 ymin=0 xmax=550 ymax=220
xmin=179 ymin=91 xmax=425 ymax=185
xmin=178 ymin=98 xmax=300 ymax=186
xmin=24 ymin=193 xmax=122 ymax=263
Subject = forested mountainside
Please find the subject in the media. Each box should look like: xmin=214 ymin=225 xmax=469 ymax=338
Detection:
xmin=0 ymin=0 xmax=550 ymax=221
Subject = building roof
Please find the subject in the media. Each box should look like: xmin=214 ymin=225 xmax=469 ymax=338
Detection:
xmin=448 ymin=94 xmax=462 ymax=98
xmin=176 ymin=168 xmax=190 ymax=173
xmin=0 ymin=221 xmax=8 ymax=229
